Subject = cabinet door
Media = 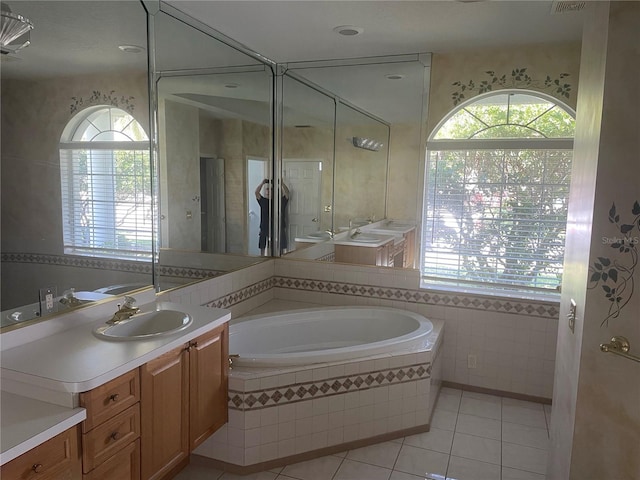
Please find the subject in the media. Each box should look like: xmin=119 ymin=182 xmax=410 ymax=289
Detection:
xmin=189 ymin=324 xmax=228 ymax=450
xmin=140 ymin=346 xmax=189 ymax=480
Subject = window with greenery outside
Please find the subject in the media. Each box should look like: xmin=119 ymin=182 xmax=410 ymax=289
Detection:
xmin=423 ymin=91 xmax=575 ymax=294
xmin=60 ymin=106 xmax=152 ymax=260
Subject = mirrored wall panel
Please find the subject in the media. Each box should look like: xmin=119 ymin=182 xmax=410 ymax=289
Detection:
xmin=152 ymin=6 xmax=273 ymax=290
xmin=1 ymin=0 xmax=151 ymax=329
xmin=282 ymin=75 xmax=336 ymax=253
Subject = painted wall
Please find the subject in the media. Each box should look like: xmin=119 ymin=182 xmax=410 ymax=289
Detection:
xmin=549 ymin=2 xmax=640 ymax=479
xmin=1 ymin=72 xmax=151 ymax=308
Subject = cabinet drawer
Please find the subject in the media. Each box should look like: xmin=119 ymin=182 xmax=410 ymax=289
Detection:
xmin=83 ymin=439 xmax=140 ymax=480
xmin=1 ymin=426 xmax=81 ymax=480
xmin=82 ymin=404 xmax=140 ymax=473
xmin=80 ymin=370 xmax=139 ymax=432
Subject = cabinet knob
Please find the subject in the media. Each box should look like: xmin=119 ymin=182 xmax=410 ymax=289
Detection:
xmin=109 ymin=393 xmax=120 ymax=402
xmin=32 ymin=463 xmax=43 ymax=473
xmin=110 ymin=431 xmax=121 ymax=441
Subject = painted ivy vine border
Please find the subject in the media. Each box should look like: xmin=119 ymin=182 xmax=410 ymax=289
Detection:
xmin=588 ymin=201 xmax=639 ymax=327
xmin=70 ymin=90 xmax=135 ymax=115
xmin=451 ymin=68 xmax=571 ymax=106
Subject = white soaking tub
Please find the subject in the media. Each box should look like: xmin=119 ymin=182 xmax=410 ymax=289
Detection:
xmin=229 ymin=306 xmax=433 ymax=367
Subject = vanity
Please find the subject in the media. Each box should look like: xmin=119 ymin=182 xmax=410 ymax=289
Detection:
xmin=0 ymin=296 xmax=230 ymax=480
xmin=293 ymin=220 xmax=417 ymax=268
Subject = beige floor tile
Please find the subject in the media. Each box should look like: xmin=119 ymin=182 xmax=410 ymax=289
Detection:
xmin=403 ymin=427 xmax=454 ymax=454
xmin=502 ymin=443 xmax=548 ymax=475
xmin=446 ymin=455 xmax=501 ymax=480
xmin=394 ymin=444 xmax=450 ymax=478
xmin=346 ymin=441 xmax=402 ymax=469
xmin=451 ymin=432 xmax=501 ymax=465
xmin=334 ymin=459 xmax=392 ymax=480
xmin=455 ymin=413 xmax=501 ymax=440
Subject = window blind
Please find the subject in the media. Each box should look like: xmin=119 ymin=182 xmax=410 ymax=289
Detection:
xmin=422 ymin=148 xmax=572 ymax=291
xmin=60 ymin=148 xmax=152 ymax=259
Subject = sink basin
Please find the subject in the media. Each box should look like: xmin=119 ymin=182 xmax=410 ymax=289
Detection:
xmin=93 ymin=309 xmax=192 ymax=341
xmin=350 ymin=234 xmax=382 ymax=243
xmin=306 ymin=231 xmax=331 ymax=240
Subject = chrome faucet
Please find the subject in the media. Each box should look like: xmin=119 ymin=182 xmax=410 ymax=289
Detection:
xmin=107 ymin=296 xmax=140 ymax=324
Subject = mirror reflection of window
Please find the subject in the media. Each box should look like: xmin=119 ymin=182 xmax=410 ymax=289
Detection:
xmin=59 ymin=106 xmax=152 ymax=260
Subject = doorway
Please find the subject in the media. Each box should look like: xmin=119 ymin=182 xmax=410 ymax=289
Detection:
xmin=247 ymin=157 xmax=268 ymax=255
xmin=283 ymin=159 xmax=323 ymax=251
xmin=200 ymin=157 xmax=226 ymax=253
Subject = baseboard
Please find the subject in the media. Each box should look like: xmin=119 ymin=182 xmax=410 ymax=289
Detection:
xmin=190 ymin=423 xmax=431 ymax=475
xmin=442 ymin=380 xmax=552 ymax=405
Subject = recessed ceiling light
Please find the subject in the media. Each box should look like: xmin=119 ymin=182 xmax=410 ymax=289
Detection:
xmin=385 ymin=74 xmax=405 ymax=80
xmin=118 ymin=45 xmax=144 ymax=54
xmin=333 ymin=25 xmax=363 ymax=36
xmin=224 ymin=83 xmax=240 ymax=89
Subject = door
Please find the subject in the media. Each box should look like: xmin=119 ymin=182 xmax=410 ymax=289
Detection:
xmin=283 ymin=160 xmax=323 ymax=251
xmin=247 ymin=158 xmax=268 ymax=255
xmin=200 ymin=157 xmax=226 ymax=253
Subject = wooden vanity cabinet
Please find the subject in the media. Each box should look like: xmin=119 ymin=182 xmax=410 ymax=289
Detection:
xmin=79 ymin=369 xmax=141 ymax=480
xmin=402 ymin=227 xmax=416 ymax=268
xmin=334 ymin=241 xmax=392 ymax=267
xmin=0 ymin=426 xmax=82 ymax=480
xmin=140 ymin=323 xmax=229 ymax=480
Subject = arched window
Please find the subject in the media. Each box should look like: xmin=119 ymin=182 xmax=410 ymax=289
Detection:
xmin=59 ymin=106 xmax=152 ymax=259
xmin=422 ymin=90 xmax=575 ymax=294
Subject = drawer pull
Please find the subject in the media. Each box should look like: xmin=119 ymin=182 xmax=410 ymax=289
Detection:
xmin=110 ymin=431 xmax=121 ymax=441
xmin=109 ymin=393 xmax=120 ymax=402
xmin=32 ymin=463 xmax=44 ymax=473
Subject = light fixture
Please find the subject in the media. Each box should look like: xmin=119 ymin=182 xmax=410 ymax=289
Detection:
xmin=333 ymin=25 xmax=363 ymax=36
xmin=385 ymin=74 xmax=405 ymax=80
xmin=224 ymin=83 xmax=239 ymax=89
xmin=118 ymin=44 xmax=144 ymax=54
xmin=352 ymin=136 xmax=383 ymax=152
xmin=0 ymin=2 xmax=34 ymax=55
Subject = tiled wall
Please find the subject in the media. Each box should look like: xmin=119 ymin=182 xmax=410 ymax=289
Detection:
xmin=160 ymin=258 xmax=558 ymax=400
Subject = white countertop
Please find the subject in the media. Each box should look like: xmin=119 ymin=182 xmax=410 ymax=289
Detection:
xmin=332 ymin=233 xmax=395 ymax=248
xmin=0 ymin=301 xmax=230 ymax=466
xmin=0 ymin=391 xmax=86 ymax=465
xmin=1 ymin=301 xmax=230 ymax=393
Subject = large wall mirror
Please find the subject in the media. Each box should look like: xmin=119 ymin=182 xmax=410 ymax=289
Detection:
xmin=1 ymin=0 xmax=152 ymax=329
xmin=283 ymin=56 xmax=429 ymax=264
xmin=151 ymin=4 xmax=273 ymax=290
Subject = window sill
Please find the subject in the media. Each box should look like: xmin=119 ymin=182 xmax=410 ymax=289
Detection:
xmin=419 ymin=278 xmax=561 ymax=304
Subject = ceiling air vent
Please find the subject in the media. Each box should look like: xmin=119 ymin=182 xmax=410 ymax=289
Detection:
xmin=551 ymin=1 xmax=586 ymax=14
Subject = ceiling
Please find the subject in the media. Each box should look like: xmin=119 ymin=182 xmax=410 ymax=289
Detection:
xmin=1 ymin=1 xmax=585 ymax=124
xmin=167 ymin=0 xmax=585 ymax=63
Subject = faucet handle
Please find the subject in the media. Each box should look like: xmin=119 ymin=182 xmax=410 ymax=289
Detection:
xmin=122 ymin=296 xmax=136 ymax=308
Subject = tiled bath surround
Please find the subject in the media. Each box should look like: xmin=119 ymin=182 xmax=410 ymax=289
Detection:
xmin=192 ymin=327 xmax=443 ymax=467
xmin=158 ymin=258 xmax=559 ymax=402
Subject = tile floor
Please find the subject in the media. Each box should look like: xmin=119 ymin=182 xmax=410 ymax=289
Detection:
xmin=175 ymin=387 xmax=551 ymax=480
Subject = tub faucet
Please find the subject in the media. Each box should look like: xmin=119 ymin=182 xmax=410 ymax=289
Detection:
xmin=107 ymin=296 xmax=140 ymax=324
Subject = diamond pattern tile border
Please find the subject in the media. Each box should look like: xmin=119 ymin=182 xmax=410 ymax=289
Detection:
xmin=228 ymin=362 xmax=430 ymax=411
xmin=273 ymin=276 xmax=559 ymax=318
xmin=1 ymin=252 xmax=153 ymax=274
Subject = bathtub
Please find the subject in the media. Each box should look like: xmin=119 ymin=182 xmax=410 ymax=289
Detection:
xmin=195 ymin=306 xmax=443 ymax=468
xmin=229 ymin=306 xmax=434 ymax=367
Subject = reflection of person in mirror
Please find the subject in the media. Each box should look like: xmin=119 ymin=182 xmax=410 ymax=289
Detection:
xmin=255 ymin=179 xmax=290 ymax=255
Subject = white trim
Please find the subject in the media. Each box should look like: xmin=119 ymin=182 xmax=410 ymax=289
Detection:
xmin=427 ymin=138 xmax=573 ymax=150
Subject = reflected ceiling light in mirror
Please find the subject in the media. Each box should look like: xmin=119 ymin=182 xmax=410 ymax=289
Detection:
xmin=118 ymin=44 xmax=144 ymax=54
xmin=0 ymin=2 xmax=33 ymax=55
xmin=385 ymin=74 xmax=405 ymax=80
xmin=224 ymin=83 xmax=239 ymax=88
xmin=352 ymin=136 xmax=383 ymax=152
xmin=333 ymin=25 xmax=363 ymax=36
